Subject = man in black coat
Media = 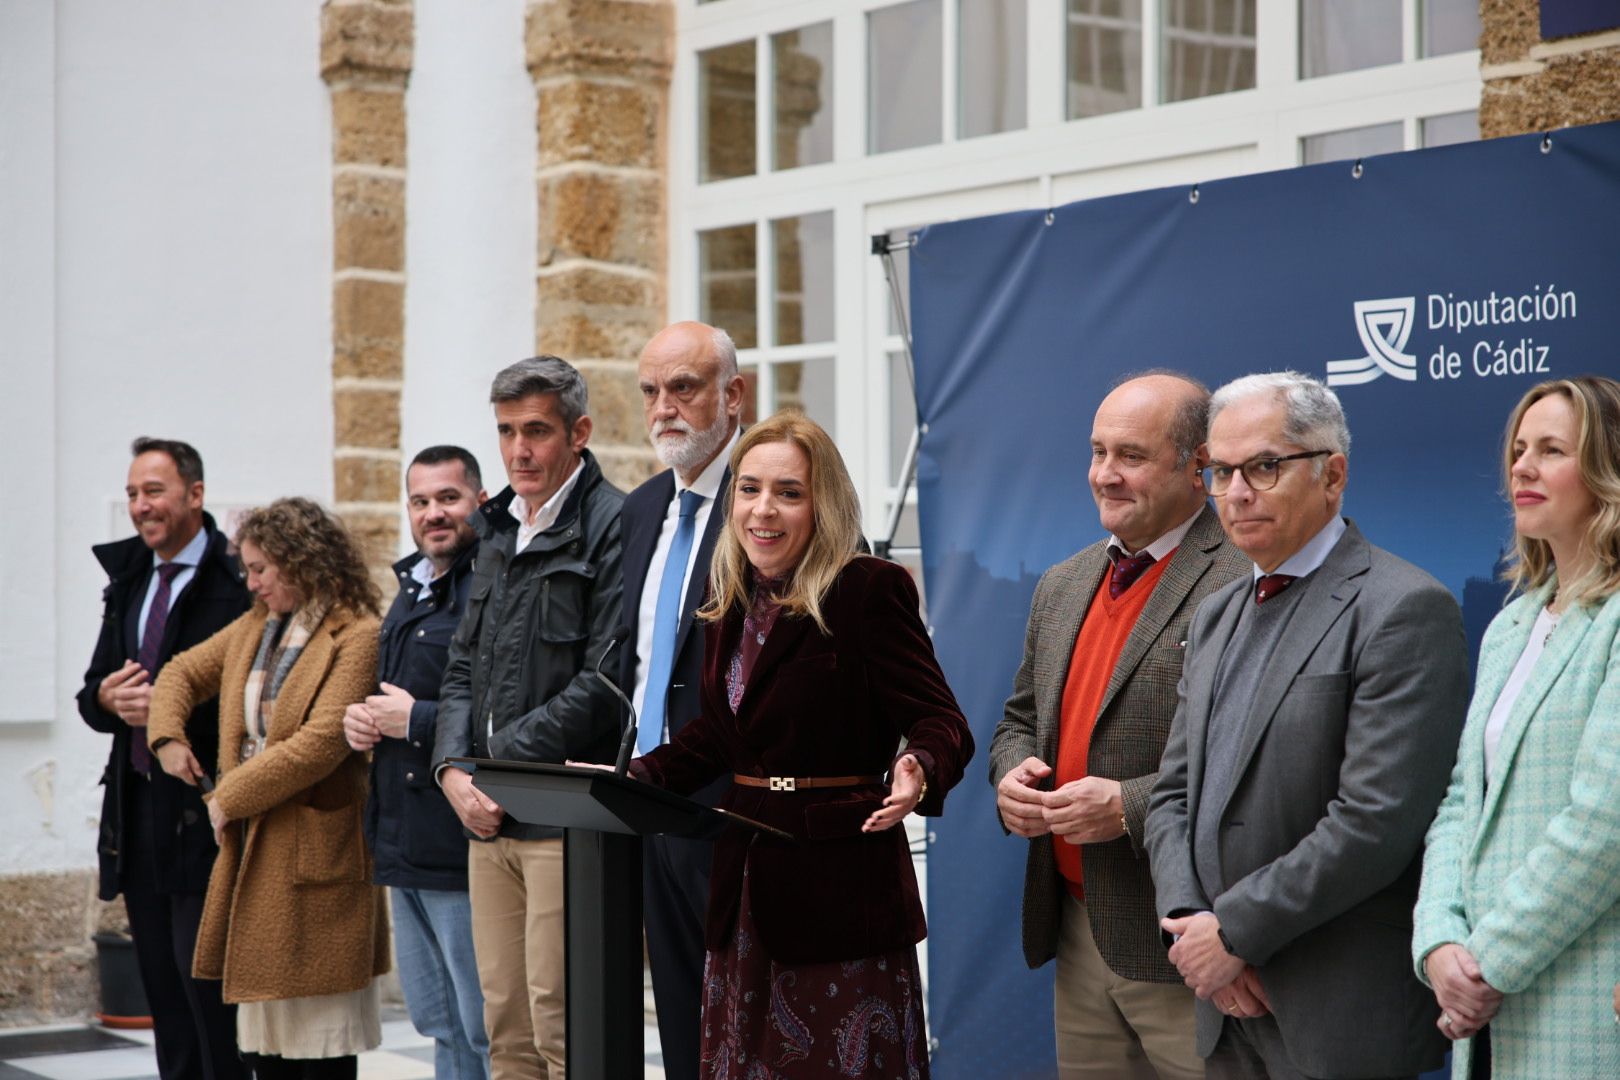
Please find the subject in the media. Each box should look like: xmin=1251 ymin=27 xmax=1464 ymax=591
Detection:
xmin=77 ymin=438 xmax=250 ymax=1080
xmin=432 ymin=357 xmax=625 ymax=1080
xmin=344 ymin=444 xmax=489 ymax=1080
xmin=620 ymin=321 xmax=744 ymax=1080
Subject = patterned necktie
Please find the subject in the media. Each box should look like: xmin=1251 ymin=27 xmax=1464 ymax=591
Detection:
xmin=1107 ymin=549 xmax=1157 ymax=599
xmin=1255 ymin=573 xmax=1298 ymax=605
xmin=131 ymin=562 xmax=186 ymax=775
xmin=639 ymin=490 xmax=704 ymax=755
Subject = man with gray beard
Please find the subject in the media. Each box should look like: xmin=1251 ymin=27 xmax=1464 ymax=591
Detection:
xmin=620 ymin=321 xmax=745 ymax=1080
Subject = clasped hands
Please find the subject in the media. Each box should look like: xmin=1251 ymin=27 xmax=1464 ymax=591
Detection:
xmin=342 ymin=682 xmax=415 ymax=751
xmin=996 ymin=757 xmax=1125 ymax=844
xmin=1423 ymin=943 xmax=1502 ymax=1039
xmin=1160 ymin=911 xmax=1266 ymax=1016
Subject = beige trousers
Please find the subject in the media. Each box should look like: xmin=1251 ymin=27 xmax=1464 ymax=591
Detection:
xmin=469 ymin=837 xmax=566 ymax=1080
xmin=1055 ymin=892 xmax=1203 ymax=1080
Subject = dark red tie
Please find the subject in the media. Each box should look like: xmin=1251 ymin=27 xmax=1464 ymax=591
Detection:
xmin=131 ymin=563 xmax=185 ymax=775
xmin=1107 ymin=550 xmax=1157 ymax=599
xmin=1255 ymin=573 xmax=1297 ymax=605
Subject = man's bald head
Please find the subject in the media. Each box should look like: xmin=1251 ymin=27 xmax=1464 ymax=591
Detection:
xmin=637 ymin=321 xmax=745 ymax=483
xmin=1089 ymin=371 xmax=1212 ymax=552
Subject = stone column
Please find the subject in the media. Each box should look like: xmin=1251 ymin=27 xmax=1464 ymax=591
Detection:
xmin=321 ymin=0 xmax=413 ymax=591
xmin=528 ymin=0 xmax=672 ymax=491
xmin=1479 ymin=1 xmax=1620 ymax=137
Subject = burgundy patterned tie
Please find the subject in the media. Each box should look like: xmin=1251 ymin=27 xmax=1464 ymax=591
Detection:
xmin=131 ymin=563 xmax=185 ymax=775
xmin=1107 ymin=549 xmax=1157 ymax=599
xmin=1255 ymin=573 xmax=1297 ymax=605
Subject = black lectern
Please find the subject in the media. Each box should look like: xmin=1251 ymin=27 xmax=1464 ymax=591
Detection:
xmin=450 ymin=758 xmax=788 ymax=1080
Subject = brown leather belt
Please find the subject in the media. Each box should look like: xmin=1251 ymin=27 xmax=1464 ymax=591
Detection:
xmin=732 ymin=773 xmax=883 ymax=792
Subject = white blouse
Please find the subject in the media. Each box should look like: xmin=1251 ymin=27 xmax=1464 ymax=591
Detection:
xmin=1483 ymin=605 xmax=1560 ymax=785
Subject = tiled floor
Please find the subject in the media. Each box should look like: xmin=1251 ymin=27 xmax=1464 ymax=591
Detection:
xmin=0 ymin=1009 xmax=666 ymax=1080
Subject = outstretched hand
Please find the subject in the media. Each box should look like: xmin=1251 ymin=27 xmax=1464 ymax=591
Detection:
xmin=864 ymin=754 xmax=925 ymax=832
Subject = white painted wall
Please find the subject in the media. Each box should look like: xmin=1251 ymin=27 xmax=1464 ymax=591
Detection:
xmin=0 ymin=0 xmax=332 ymax=875
xmin=400 ymin=0 xmax=536 ymax=519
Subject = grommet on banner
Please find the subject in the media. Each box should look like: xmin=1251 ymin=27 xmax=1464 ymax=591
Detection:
xmin=1044 ymin=210 xmax=1055 ymax=226
xmin=1541 ymin=133 xmax=1553 ymax=154
xmin=1188 ymin=185 xmax=1200 ymax=205
xmin=1352 ymin=160 xmax=1364 ymax=179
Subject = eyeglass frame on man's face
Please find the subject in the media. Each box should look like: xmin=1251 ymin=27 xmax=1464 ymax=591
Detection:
xmin=1203 ymin=450 xmax=1332 ymax=496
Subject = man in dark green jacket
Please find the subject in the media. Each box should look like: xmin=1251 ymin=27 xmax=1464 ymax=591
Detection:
xmin=432 ymin=356 xmax=624 ymax=1080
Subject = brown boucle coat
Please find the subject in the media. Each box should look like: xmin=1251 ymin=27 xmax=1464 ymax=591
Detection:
xmin=148 ymin=605 xmax=389 ymax=1004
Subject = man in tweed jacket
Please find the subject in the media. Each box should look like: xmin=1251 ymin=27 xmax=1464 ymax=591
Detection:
xmin=992 ymin=372 xmax=1247 ymax=1079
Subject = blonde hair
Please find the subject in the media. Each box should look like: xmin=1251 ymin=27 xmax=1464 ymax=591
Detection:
xmin=698 ymin=411 xmax=862 ymax=633
xmin=1501 ymin=375 xmax=1620 ymax=608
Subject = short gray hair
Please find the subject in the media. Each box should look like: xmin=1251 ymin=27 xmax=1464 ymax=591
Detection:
xmin=1110 ymin=369 xmax=1211 ymax=467
xmin=1209 ymin=371 xmax=1351 ymax=464
xmin=708 ymin=326 xmax=740 ymax=381
xmin=489 ymin=356 xmax=589 ymax=428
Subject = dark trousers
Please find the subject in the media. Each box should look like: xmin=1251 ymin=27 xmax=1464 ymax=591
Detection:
xmin=1205 ymin=1014 xmax=1416 ymax=1080
xmin=643 ymin=832 xmax=713 ymax=1080
xmin=123 ymin=782 xmax=246 ymax=1080
xmin=242 ymin=1053 xmax=356 ymax=1080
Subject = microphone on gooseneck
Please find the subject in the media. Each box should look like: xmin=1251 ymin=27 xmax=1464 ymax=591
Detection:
xmin=592 ymin=626 xmax=639 ymax=777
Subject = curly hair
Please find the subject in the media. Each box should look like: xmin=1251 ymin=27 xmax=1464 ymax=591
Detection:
xmin=234 ymin=497 xmax=381 ymax=617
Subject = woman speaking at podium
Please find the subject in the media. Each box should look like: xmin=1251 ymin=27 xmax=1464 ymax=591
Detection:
xmin=629 ymin=411 xmax=974 ymax=1079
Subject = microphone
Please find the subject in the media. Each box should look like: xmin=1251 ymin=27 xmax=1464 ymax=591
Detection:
xmin=592 ymin=626 xmax=639 ymax=777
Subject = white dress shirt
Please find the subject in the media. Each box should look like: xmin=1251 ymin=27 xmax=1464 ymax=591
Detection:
xmin=509 ymin=457 xmax=585 ymax=553
xmin=631 ymin=429 xmax=740 ymax=741
xmin=1107 ymin=505 xmax=1206 ymax=562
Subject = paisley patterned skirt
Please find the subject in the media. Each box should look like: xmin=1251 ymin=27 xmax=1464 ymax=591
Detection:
xmin=699 ymin=875 xmax=930 ymax=1079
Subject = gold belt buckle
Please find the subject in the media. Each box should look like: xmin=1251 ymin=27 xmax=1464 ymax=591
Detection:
xmin=768 ymin=776 xmax=796 ymax=792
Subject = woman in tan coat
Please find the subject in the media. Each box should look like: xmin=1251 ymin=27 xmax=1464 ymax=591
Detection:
xmin=148 ymin=498 xmax=388 ymax=1080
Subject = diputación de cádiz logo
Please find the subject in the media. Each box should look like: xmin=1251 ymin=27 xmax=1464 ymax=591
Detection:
xmin=1327 ymin=286 xmax=1578 ymax=387
xmin=1325 ymin=298 xmax=1418 ymax=387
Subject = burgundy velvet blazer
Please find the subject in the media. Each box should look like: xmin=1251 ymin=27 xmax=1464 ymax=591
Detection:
xmin=630 ymin=555 xmax=974 ymax=965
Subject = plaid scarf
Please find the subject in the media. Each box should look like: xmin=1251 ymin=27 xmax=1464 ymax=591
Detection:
xmin=241 ymin=602 xmax=328 ymax=758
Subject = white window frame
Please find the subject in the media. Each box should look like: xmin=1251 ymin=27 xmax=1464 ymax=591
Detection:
xmin=671 ymin=0 xmax=1481 ymax=545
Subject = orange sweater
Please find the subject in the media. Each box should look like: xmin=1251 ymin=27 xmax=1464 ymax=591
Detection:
xmin=1052 ymin=556 xmax=1171 ymax=898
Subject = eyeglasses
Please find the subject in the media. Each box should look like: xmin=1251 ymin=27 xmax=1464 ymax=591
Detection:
xmin=1204 ymin=450 xmax=1331 ymax=495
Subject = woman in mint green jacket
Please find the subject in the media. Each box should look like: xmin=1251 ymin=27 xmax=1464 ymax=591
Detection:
xmin=1414 ymin=375 xmax=1620 ymax=1079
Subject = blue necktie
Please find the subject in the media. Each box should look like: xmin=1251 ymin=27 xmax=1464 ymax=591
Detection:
xmin=640 ymin=490 xmax=703 ymax=754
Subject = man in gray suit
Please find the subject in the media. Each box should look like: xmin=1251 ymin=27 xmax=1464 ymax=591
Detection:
xmin=1145 ymin=371 xmax=1468 ymax=1079
xmin=993 ymin=372 xmax=1248 ymax=1079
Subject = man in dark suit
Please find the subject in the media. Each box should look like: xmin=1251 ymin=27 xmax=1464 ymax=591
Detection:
xmin=78 ymin=438 xmax=250 ymax=1080
xmin=1145 ymin=371 xmax=1469 ymax=1079
xmin=620 ymin=320 xmax=744 ymax=1080
xmin=992 ymin=373 xmax=1248 ymax=1079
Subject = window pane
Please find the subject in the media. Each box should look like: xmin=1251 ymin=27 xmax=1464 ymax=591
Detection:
xmin=772 ymin=212 xmax=835 ymax=346
xmin=960 ymin=0 xmax=1027 ymax=137
xmin=1422 ymin=0 xmax=1481 ymax=56
xmin=772 ymin=359 xmax=836 ymax=438
xmin=1067 ymin=0 xmax=1143 ymax=119
xmin=1162 ymin=0 xmax=1256 ymax=104
xmin=1421 ymin=109 xmax=1479 ymax=147
xmin=1300 ymin=0 xmax=1400 ymax=78
xmin=774 ymin=23 xmax=834 ymax=170
xmin=1301 ymin=121 xmax=1403 ymax=165
xmin=739 ymin=364 xmax=761 ymax=427
xmin=889 ymin=351 xmax=918 ymax=486
xmin=699 ymin=224 xmax=758 ymax=349
xmin=869 ymin=0 xmax=943 ymax=153
xmin=699 ymin=41 xmax=756 ymax=182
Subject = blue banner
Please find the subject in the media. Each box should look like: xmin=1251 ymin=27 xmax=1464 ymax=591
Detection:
xmin=911 ymin=121 xmax=1620 ymax=1079
xmin=1542 ymin=0 xmax=1620 ymax=38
